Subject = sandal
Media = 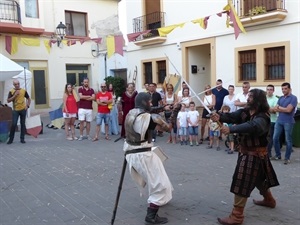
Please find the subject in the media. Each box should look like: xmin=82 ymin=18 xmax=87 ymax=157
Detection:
xmin=199 ymin=139 xmax=203 ymax=144
xmin=92 ymin=137 xmax=99 ymax=142
xmin=105 ymin=136 xmax=111 ymax=140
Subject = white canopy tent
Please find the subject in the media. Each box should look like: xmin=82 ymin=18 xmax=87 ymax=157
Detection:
xmin=0 ymin=53 xmax=24 ymax=81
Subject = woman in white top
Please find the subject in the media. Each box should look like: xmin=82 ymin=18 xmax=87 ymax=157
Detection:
xmin=222 ymin=85 xmax=236 ymax=113
xmin=163 ymin=84 xmax=178 ymax=143
xmin=200 ymin=85 xmax=216 ymax=144
xmin=178 ymin=87 xmax=192 ymax=110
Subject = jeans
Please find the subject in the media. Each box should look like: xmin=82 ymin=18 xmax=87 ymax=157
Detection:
xmin=9 ymin=109 xmax=27 ymax=141
xmin=273 ymin=121 xmax=294 ymax=160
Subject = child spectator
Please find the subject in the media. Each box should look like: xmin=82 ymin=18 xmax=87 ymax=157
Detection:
xmin=221 ymin=105 xmax=235 ymax=154
xmin=207 ymin=118 xmax=221 ymax=150
xmin=187 ymin=102 xmax=199 ymax=146
xmin=177 ymin=103 xmax=188 ymax=145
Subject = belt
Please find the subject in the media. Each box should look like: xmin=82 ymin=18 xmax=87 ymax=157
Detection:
xmin=240 ymin=146 xmax=267 ymax=157
xmin=125 ymin=147 xmax=151 ymax=155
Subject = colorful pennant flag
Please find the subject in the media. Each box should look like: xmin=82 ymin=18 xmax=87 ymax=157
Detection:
xmin=127 ymin=30 xmax=151 ymax=42
xmin=5 ymin=36 xmax=18 ymax=55
xmin=67 ymin=40 xmax=76 ymax=46
xmin=107 ymin=35 xmax=124 ymax=58
xmin=21 ymin=38 xmax=40 ymax=46
xmin=192 ymin=16 xmax=210 ymax=29
xmin=44 ymin=40 xmax=51 ymax=53
xmin=224 ymin=1 xmax=246 ymax=39
xmin=158 ymin=23 xmax=185 ymax=36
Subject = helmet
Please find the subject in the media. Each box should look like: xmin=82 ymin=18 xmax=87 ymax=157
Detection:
xmin=135 ymin=92 xmax=151 ymax=111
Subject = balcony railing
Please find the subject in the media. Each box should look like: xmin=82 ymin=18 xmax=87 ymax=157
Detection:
xmin=0 ymin=0 xmax=21 ymax=24
xmin=232 ymin=0 xmax=286 ymax=17
xmin=133 ymin=11 xmax=165 ymax=36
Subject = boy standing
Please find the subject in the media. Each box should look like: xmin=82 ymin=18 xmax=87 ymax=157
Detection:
xmin=187 ymin=102 xmax=199 ymax=146
xmin=177 ymin=103 xmax=188 ymax=145
xmin=207 ymin=119 xmax=221 ymax=150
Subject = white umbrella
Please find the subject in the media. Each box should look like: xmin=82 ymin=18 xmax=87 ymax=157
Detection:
xmin=0 ymin=53 xmax=23 ymax=81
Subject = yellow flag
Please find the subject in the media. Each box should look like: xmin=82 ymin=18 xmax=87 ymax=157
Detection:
xmin=11 ymin=36 xmax=18 ymax=55
xmin=158 ymin=23 xmax=185 ymax=36
xmin=107 ymin=35 xmax=115 ymax=58
xmin=44 ymin=40 xmax=50 ymax=53
xmin=21 ymin=38 xmax=40 ymax=46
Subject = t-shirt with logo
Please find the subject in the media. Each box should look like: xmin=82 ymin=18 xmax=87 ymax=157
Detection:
xmin=96 ymin=91 xmax=112 ymax=114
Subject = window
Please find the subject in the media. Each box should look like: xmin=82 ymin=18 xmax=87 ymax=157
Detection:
xmin=25 ymin=0 xmax=38 ymax=18
xmin=265 ymin=46 xmax=285 ymax=80
xmin=65 ymin=11 xmax=87 ymax=37
xmin=235 ymin=41 xmax=289 ymax=86
xmin=238 ymin=50 xmax=256 ymax=81
xmin=143 ymin=62 xmax=153 ymax=84
xmin=66 ymin=65 xmax=89 ymax=86
xmin=157 ymin=60 xmax=166 ymax=84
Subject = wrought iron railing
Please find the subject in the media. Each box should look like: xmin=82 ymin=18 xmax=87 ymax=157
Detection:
xmin=232 ymin=0 xmax=286 ymax=17
xmin=133 ymin=11 xmax=165 ymax=34
xmin=0 ymin=0 xmax=21 ymax=24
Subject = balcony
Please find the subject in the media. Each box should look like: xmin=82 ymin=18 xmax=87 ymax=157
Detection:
xmin=232 ymin=0 xmax=287 ymax=27
xmin=132 ymin=11 xmax=167 ymax=46
xmin=0 ymin=0 xmax=44 ymax=35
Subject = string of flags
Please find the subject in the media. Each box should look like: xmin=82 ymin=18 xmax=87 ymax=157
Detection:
xmin=127 ymin=0 xmax=246 ymax=42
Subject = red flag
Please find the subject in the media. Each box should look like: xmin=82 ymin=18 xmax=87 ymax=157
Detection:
xmin=67 ymin=40 xmax=76 ymax=46
xmin=127 ymin=30 xmax=150 ymax=42
xmin=5 ymin=36 xmax=12 ymax=54
xmin=114 ymin=35 xmax=124 ymax=56
xmin=25 ymin=115 xmax=42 ymax=138
xmin=5 ymin=36 xmax=18 ymax=55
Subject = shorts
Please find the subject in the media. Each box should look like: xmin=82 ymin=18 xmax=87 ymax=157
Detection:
xmin=227 ymin=133 xmax=234 ymax=142
xmin=96 ymin=113 xmax=110 ymax=125
xmin=188 ymin=126 xmax=198 ymax=135
xmin=63 ymin=113 xmax=77 ymax=118
xmin=202 ymin=109 xmax=210 ymax=118
xmin=178 ymin=127 xmax=187 ymax=136
xmin=78 ymin=108 xmax=93 ymax=122
xmin=210 ymin=130 xmax=220 ymax=137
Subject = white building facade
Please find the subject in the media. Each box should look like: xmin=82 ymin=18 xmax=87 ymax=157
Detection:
xmin=124 ymin=0 xmax=300 ymax=105
xmin=0 ymin=0 xmax=126 ymax=113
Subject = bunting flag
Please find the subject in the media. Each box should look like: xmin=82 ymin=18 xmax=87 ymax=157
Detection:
xmin=21 ymin=38 xmax=40 ymax=46
xmin=107 ymin=35 xmax=124 ymax=58
xmin=44 ymin=40 xmax=51 ymax=53
xmin=91 ymin=38 xmax=102 ymax=44
xmin=49 ymin=107 xmax=64 ymax=129
xmin=80 ymin=38 xmax=90 ymax=44
xmin=192 ymin=16 xmax=210 ymax=29
xmin=61 ymin=40 xmax=68 ymax=46
xmin=67 ymin=40 xmax=76 ymax=46
xmin=5 ymin=36 xmax=18 ymax=55
xmin=158 ymin=23 xmax=185 ymax=36
xmin=224 ymin=1 xmax=246 ymax=39
xmin=127 ymin=30 xmax=151 ymax=42
xmin=25 ymin=115 xmax=42 ymax=138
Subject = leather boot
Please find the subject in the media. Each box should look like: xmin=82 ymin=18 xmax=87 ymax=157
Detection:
xmin=218 ymin=195 xmax=246 ymax=225
xmin=217 ymin=207 xmax=244 ymax=225
xmin=253 ymin=190 xmax=276 ymax=208
xmin=145 ymin=207 xmax=168 ymax=224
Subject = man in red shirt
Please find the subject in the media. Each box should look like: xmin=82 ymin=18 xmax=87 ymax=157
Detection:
xmin=78 ymin=78 xmax=95 ymax=141
xmin=93 ymin=83 xmax=113 ymax=141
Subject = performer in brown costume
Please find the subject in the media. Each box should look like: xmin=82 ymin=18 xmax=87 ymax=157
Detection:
xmin=211 ymin=89 xmax=279 ymax=225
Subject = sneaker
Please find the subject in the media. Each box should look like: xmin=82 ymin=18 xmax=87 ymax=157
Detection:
xmin=66 ymin=137 xmax=73 ymax=141
xmin=195 ymin=141 xmax=199 ymax=146
xmin=152 ymin=138 xmax=156 ymax=142
xmin=185 ymin=140 xmax=188 ymax=145
xmin=216 ymin=146 xmax=221 ymax=151
xmin=284 ymin=159 xmax=290 ymax=165
xmin=274 ymin=156 xmax=281 ymax=160
xmin=190 ymin=142 xmax=193 ymax=146
xmin=180 ymin=141 xmax=183 ymax=145
xmin=78 ymin=136 xmax=83 ymax=141
xmin=87 ymin=136 xmax=93 ymax=141
xmin=205 ymin=136 xmax=209 ymax=141
xmin=228 ymin=150 xmax=234 ymax=154
xmin=206 ymin=145 xmax=212 ymax=149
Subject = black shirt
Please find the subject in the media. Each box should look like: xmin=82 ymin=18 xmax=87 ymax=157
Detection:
xmin=148 ymin=92 xmax=162 ymax=107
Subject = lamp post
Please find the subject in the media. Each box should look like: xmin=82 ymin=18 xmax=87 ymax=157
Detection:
xmin=56 ymin=22 xmax=66 ymax=47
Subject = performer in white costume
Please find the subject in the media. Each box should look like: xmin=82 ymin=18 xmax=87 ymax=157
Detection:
xmin=123 ymin=92 xmax=173 ymax=224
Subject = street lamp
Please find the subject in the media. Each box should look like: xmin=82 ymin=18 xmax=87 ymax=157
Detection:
xmin=56 ymin=22 xmax=66 ymax=47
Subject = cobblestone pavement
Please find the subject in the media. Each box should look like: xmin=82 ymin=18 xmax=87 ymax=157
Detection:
xmin=0 ymin=117 xmax=299 ymax=225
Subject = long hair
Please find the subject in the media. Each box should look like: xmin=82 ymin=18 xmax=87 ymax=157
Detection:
xmin=64 ymin=83 xmax=73 ymax=94
xmin=249 ymin=88 xmax=269 ymax=113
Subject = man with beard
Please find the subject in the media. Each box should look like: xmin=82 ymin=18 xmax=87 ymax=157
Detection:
xmin=78 ymin=78 xmax=95 ymax=140
xmin=211 ymin=89 xmax=279 ymax=225
xmin=123 ymin=92 xmax=173 ymax=224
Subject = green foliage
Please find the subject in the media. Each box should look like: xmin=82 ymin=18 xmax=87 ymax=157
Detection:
xmin=104 ymin=76 xmax=126 ymax=98
xmin=249 ymin=6 xmax=266 ymax=16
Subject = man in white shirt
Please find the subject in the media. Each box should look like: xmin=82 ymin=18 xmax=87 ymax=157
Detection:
xmin=234 ymin=81 xmax=250 ymax=110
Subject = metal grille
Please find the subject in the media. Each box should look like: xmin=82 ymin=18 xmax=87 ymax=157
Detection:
xmin=265 ymin=46 xmax=285 ymax=80
xmin=239 ymin=50 xmax=256 ymax=81
xmin=0 ymin=0 xmax=21 ymax=24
